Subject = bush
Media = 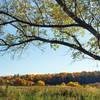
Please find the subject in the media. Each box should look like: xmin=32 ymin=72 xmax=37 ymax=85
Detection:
xmin=27 ymin=81 xmax=34 ymax=86
xmin=66 ymin=82 xmax=81 ymax=87
xmin=61 ymin=82 xmax=66 ymax=86
xmin=37 ymin=80 xmax=45 ymax=86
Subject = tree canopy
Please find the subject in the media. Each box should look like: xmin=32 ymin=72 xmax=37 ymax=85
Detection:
xmin=0 ymin=0 xmax=100 ymax=60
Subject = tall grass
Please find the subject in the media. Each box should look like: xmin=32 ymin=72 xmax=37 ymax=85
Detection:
xmin=0 ymin=86 xmax=100 ymax=100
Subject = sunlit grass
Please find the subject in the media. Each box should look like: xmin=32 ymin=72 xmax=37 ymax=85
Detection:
xmin=0 ymin=86 xmax=100 ymax=100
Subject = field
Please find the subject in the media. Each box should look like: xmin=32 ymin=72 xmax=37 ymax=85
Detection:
xmin=0 ymin=85 xmax=100 ymax=100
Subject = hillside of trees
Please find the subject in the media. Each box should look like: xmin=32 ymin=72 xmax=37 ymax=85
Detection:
xmin=0 ymin=71 xmax=100 ymax=86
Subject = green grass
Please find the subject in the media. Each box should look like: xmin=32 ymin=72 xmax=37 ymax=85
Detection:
xmin=0 ymin=86 xmax=100 ymax=100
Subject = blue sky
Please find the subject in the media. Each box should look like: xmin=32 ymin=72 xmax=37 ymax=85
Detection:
xmin=0 ymin=44 xmax=100 ymax=76
xmin=0 ymin=18 xmax=100 ymax=76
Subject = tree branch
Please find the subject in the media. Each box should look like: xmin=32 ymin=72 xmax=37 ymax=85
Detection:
xmin=0 ymin=20 xmax=16 ymax=25
xmin=1 ymin=36 xmax=99 ymax=60
xmin=0 ymin=10 xmax=80 ymax=28
xmin=55 ymin=0 xmax=100 ymax=41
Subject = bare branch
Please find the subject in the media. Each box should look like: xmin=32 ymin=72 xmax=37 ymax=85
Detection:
xmin=34 ymin=0 xmax=45 ymax=24
xmin=0 ymin=20 xmax=16 ymax=25
xmin=72 ymin=35 xmax=82 ymax=48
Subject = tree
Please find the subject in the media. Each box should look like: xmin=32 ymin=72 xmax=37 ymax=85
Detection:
xmin=0 ymin=0 xmax=100 ymax=60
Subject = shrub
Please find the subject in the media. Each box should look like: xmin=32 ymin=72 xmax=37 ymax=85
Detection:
xmin=37 ymin=80 xmax=45 ymax=86
xmin=27 ymin=81 xmax=34 ymax=86
xmin=66 ymin=82 xmax=81 ymax=87
xmin=61 ymin=82 xmax=66 ymax=86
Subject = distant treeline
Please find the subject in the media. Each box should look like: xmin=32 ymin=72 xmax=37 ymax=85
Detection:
xmin=0 ymin=71 xmax=100 ymax=86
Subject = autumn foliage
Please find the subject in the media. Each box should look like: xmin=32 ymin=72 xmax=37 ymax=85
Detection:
xmin=0 ymin=71 xmax=100 ymax=86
